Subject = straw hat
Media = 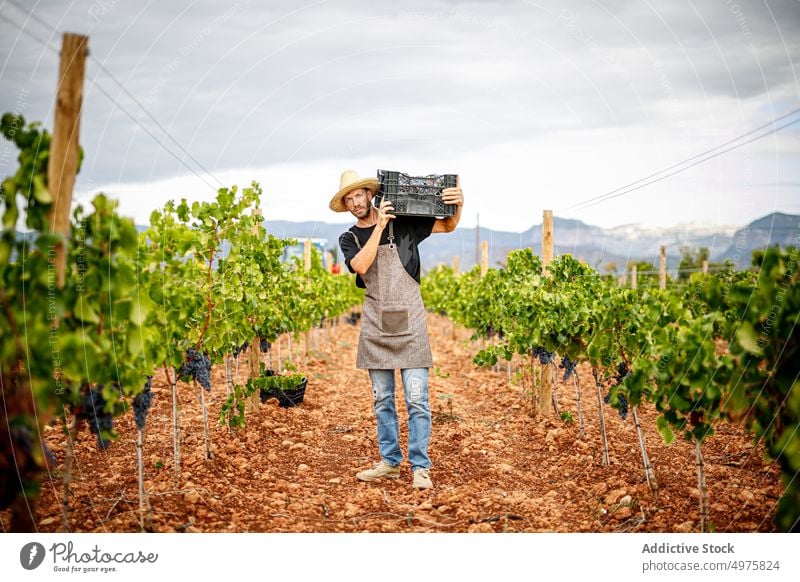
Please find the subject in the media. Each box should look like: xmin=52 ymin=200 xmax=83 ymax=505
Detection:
xmin=329 ymin=169 xmax=379 ymax=212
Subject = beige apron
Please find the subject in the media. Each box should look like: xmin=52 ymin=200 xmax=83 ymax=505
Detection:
xmin=352 ymin=222 xmax=433 ymax=369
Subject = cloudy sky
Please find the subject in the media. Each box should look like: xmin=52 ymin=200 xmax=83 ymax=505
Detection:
xmin=1 ymin=0 xmax=799 ymax=232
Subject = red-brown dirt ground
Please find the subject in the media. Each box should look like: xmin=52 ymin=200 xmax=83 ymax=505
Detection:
xmin=3 ymin=314 xmax=782 ymax=533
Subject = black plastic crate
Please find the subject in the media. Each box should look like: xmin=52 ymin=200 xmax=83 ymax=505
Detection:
xmin=374 ymin=170 xmax=457 ymax=218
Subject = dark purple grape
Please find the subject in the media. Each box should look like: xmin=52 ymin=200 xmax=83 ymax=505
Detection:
xmin=559 ymin=355 xmax=578 ymax=381
xmin=233 ymin=340 xmax=249 ymax=359
xmin=82 ymin=387 xmax=113 ymax=449
xmin=179 ymin=348 xmax=212 ymax=392
xmin=532 ymin=347 xmax=555 ymax=365
xmin=133 ymin=376 xmax=153 ymax=431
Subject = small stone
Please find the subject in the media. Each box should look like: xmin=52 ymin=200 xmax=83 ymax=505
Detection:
xmin=297 ymin=464 xmax=309 ymax=472
xmin=185 ymin=491 xmax=201 ymax=504
xmin=676 ymin=520 xmax=694 ymax=533
xmin=328 ymin=477 xmax=342 ymax=484
xmin=619 ymin=495 xmax=633 ymax=506
xmin=605 ymin=488 xmax=626 ymax=505
xmin=614 ymin=507 xmax=633 ymax=520
xmin=591 ymin=483 xmax=608 ymax=496
xmin=545 ymin=429 xmax=561 ymax=444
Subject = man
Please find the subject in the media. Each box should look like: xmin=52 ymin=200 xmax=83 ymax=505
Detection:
xmin=330 ymin=169 xmax=463 ymax=490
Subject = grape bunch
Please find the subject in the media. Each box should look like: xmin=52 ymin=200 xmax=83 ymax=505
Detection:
xmin=614 ymin=361 xmax=631 ymax=385
xmin=259 ymin=337 xmax=271 ymax=353
xmin=603 ymin=387 xmax=630 ymax=420
xmin=485 ymin=324 xmax=505 ymax=341
xmin=611 ymin=362 xmax=631 ymax=420
xmin=0 ymin=426 xmax=37 ymax=509
xmin=132 ymin=376 xmax=154 ymax=431
xmin=82 ymin=387 xmax=113 ymax=449
xmin=559 ymin=355 xmax=578 ymax=381
xmin=179 ymin=348 xmax=212 ymax=391
xmin=532 ymin=347 xmax=555 ymax=365
xmin=232 ymin=340 xmax=249 ymax=359
xmin=616 ymin=394 xmax=629 ymax=420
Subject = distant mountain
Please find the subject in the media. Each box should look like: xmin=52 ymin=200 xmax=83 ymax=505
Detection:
xmin=719 ymin=213 xmax=800 ymax=269
xmin=257 ymin=213 xmax=799 ymax=273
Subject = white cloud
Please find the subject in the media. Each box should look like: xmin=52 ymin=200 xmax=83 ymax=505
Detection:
xmin=2 ymin=0 xmax=798 ymax=231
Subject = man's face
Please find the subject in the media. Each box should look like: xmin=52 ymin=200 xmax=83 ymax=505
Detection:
xmin=343 ymin=188 xmax=372 ymax=219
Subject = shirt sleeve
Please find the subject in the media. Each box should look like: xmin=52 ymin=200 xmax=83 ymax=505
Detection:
xmin=338 ymin=231 xmax=359 ymax=273
xmin=414 ymin=216 xmax=436 ymax=243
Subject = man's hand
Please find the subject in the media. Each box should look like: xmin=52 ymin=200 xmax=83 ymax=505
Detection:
xmin=377 ymin=198 xmax=396 ymax=229
xmin=432 ymin=175 xmax=464 ymax=234
xmin=441 ymin=175 xmax=464 ymax=207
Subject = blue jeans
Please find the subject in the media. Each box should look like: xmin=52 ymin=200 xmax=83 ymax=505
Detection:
xmin=368 ymin=368 xmax=431 ymax=471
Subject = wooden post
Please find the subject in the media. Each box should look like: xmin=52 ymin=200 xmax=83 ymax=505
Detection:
xmin=303 ymin=238 xmax=312 ymax=271
xmin=542 ymin=210 xmax=553 ymax=277
xmin=325 ymin=251 xmax=334 ymax=274
xmin=247 ymin=208 xmax=262 ymax=412
xmin=452 ymin=255 xmax=459 ymax=274
xmin=659 ymin=245 xmax=667 ymax=290
xmin=702 ymin=259 xmax=709 ymax=275
xmin=46 ymin=33 xmax=89 ymax=289
xmin=539 ymin=210 xmax=555 ymax=416
xmin=631 ymin=264 xmax=638 ymax=289
xmin=480 ymin=241 xmax=488 ymax=276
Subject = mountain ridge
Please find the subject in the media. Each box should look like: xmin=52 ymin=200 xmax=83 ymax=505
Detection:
xmin=261 ymin=211 xmax=800 ymax=272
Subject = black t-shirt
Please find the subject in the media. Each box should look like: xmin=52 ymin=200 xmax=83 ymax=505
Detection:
xmin=339 ymin=217 xmax=436 ymax=289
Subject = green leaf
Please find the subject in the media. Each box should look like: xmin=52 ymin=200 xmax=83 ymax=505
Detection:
xmin=128 ymin=330 xmax=143 ymax=357
xmin=656 ymin=416 xmax=675 ymax=444
xmin=75 ymin=299 xmax=100 ymax=324
xmin=735 ymin=321 xmax=762 ymax=355
xmin=130 ymin=299 xmax=149 ymax=326
xmin=31 ymin=174 xmax=52 ymax=203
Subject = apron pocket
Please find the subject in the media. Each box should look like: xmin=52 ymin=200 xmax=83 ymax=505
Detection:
xmin=381 ymin=309 xmax=409 ymax=335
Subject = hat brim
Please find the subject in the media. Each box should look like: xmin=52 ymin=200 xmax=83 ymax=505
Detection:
xmin=329 ymin=178 xmax=379 ymax=212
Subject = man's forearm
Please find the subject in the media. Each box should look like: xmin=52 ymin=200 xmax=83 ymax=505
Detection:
xmin=439 ymin=203 xmax=462 ymax=232
xmin=349 ymin=226 xmax=384 ymax=275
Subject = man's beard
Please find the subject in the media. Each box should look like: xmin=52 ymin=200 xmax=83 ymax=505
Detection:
xmin=353 ymin=205 xmax=371 ymax=219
